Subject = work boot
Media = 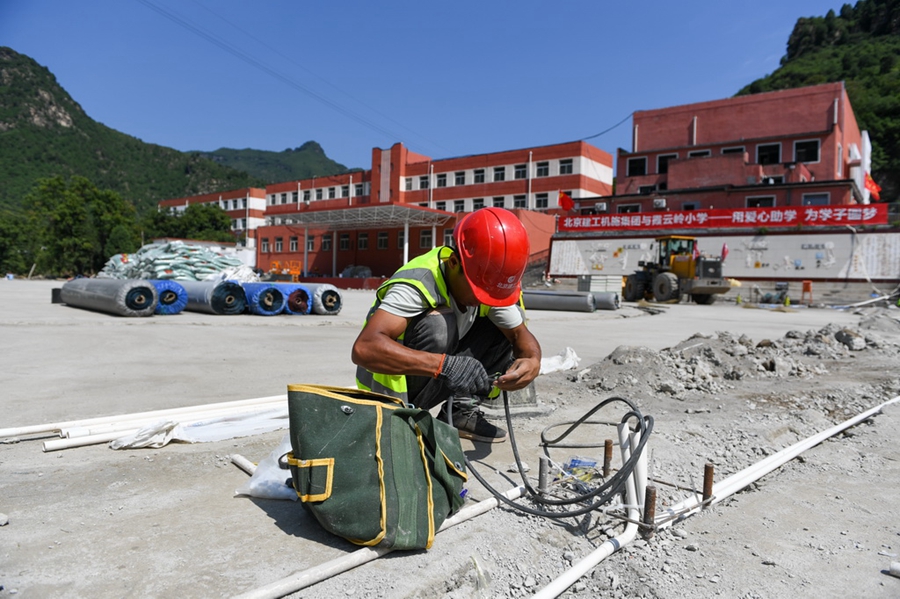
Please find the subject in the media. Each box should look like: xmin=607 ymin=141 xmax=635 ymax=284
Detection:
xmin=440 ymin=401 xmax=507 ymax=444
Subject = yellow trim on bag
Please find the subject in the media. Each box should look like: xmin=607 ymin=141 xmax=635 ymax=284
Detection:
xmin=344 ymin=404 xmax=388 ymax=547
xmin=414 ymin=424 xmax=436 ymax=549
xmin=440 ymin=450 xmax=468 ymax=481
xmin=286 ymin=455 xmax=335 ymax=502
xmin=288 ymin=383 xmax=406 ymax=409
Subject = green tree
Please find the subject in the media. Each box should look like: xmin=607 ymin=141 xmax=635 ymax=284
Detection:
xmin=0 ymin=208 xmax=31 ymax=274
xmin=24 ymin=175 xmax=140 ymax=276
xmin=139 ymin=202 xmax=236 ymax=244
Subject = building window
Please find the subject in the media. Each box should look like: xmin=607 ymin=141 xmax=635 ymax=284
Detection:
xmin=328 ymin=187 xmax=336 ymax=199
xmin=802 ymin=193 xmax=830 ymax=206
xmin=473 ymin=198 xmax=485 ymax=210
xmin=536 ymin=162 xmax=549 ymax=177
xmin=495 ymin=197 xmax=508 ymax=208
xmin=722 ymin=146 xmax=745 ymax=155
xmin=339 ymin=234 xmax=350 ymax=251
xmin=454 ymin=200 xmax=465 ymax=212
xmin=688 ymin=149 xmax=710 ymax=158
xmin=638 ymin=185 xmax=655 ymax=194
xmin=513 ymin=195 xmax=526 ymax=208
xmin=240 ymin=218 xmax=246 ymax=229
xmin=657 ymin=154 xmax=677 ymax=174
xmin=682 ymin=201 xmax=700 ymax=211
xmin=261 ymin=238 xmax=269 ymax=253
xmin=435 ymin=201 xmax=446 ymax=211
xmin=493 ymin=166 xmax=506 ymax=182
xmin=290 ymin=236 xmax=298 ymax=252
xmin=474 ymin=169 xmax=485 ymax=183
xmin=419 ymin=175 xmax=429 ymax=189
xmin=357 ymin=233 xmax=368 ymax=250
xmin=757 ymin=143 xmax=781 ymax=165
xmin=377 ymin=231 xmax=388 ymax=249
xmin=626 ymin=157 xmax=647 ymax=177
xmin=443 ymin=229 xmax=454 ymax=246
xmin=303 ymin=190 xmax=311 ymax=202
xmin=559 ymin=159 xmax=573 ymax=175
xmin=316 ymin=189 xmax=323 ymax=200
xmin=275 ymin=237 xmax=283 ymax=252
xmin=795 ymin=140 xmax=820 ymax=163
xmin=342 ymin=185 xmax=349 ymax=198
xmin=455 ymin=171 xmax=465 ymax=185
xmin=746 ymin=195 xmax=775 ymax=208
xmin=355 ymin=184 xmax=364 ymax=196
xmin=436 ymin=174 xmax=447 ymax=188
xmin=306 ymin=236 xmax=315 ymax=251
xmin=535 ymin=193 xmax=549 ymax=209
xmin=322 ymin=236 xmax=332 ymax=251
xmin=514 ymin=164 xmax=527 ymax=179
xmin=405 ymin=178 xmax=413 ymax=191
xmin=618 ymin=204 xmax=641 ymax=213
xmin=419 ymin=230 xmax=432 ymax=249
xmin=279 ymin=193 xmax=286 ymax=205
xmin=397 ymin=230 xmax=405 ymax=249
xmin=291 ymin=192 xmax=298 ymax=203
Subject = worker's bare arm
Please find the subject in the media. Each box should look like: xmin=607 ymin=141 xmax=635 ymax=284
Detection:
xmin=494 ymin=323 xmax=541 ymax=391
xmin=351 ymin=308 xmax=444 ymax=378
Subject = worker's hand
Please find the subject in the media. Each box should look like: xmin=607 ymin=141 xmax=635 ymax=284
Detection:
xmin=438 ymin=355 xmax=493 ymax=397
xmin=494 ymin=358 xmax=540 ymax=391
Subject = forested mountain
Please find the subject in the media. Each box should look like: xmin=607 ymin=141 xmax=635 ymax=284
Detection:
xmin=0 ymin=47 xmax=349 ymax=215
xmin=738 ymin=0 xmax=900 ymax=201
xmin=200 ymin=141 xmax=354 ymax=183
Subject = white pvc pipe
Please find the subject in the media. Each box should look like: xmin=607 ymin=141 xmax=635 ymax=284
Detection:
xmin=42 ymin=429 xmax=140 ymax=452
xmin=60 ymin=401 xmax=285 ymax=438
xmin=230 ymin=454 xmax=258 ymax=476
xmin=531 ymin=423 xmax=646 ymax=599
xmin=234 ymin=485 xmax=527 ymax=599
xmin=0 ymin=394 xmax=287 ymax=439
xmin=657 ymin=394 xmax=900 ymax=528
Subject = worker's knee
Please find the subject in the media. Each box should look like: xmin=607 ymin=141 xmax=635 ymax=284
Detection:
xmin=403 ymin=306 xmax=458 ymax=354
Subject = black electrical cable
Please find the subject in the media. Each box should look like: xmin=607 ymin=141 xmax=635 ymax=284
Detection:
xmin=459 ymin=392 xmax=653 ymax=520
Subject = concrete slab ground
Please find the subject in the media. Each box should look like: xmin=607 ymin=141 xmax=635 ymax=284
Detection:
xmin=0 ymin=279 xmax=876 ymax=598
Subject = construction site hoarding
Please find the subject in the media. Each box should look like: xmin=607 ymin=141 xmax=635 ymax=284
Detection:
xmin=550 ymin=229 xmax=900 ymax=283
xmin=557 ymin=204 xmax=889 ymax=233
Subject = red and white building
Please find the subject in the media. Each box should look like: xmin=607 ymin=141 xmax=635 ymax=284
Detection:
xmin=159 ymin=141 xmax=614 ymax=279
xmin=581 ymin=82 xmax=873 ymax=217
xmin=157 ymin=187 xmax=267 ymax=248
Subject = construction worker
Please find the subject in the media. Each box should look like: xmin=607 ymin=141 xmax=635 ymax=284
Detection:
xmin=352 ymin=207 xmax=542 ymax=443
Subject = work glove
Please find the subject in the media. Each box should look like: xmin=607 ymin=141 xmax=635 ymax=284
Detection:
xmin=438 ymin=354 xmax=493 ymax=397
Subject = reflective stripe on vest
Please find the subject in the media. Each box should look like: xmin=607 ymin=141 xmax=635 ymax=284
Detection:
xmin=355 ymin=247 xmax=453 ymax=401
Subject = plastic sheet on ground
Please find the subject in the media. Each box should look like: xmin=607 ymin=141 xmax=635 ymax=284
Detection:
xmin=540 ymin=346 xmax=581 ymax=375
xmin=109 ymin=406 xmax=288 ymax=449
xmin=98 ymin=241 xmax=250 ymax=282
xmin=235 ymin=433 xmax=298 ymax=501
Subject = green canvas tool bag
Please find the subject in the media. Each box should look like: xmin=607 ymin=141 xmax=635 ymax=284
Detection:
xmin=285 ymin=384 xmax=468 ymax=550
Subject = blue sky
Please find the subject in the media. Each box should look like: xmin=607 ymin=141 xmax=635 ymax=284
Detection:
xmin=1 ymin=1 xmax=844 ymax=171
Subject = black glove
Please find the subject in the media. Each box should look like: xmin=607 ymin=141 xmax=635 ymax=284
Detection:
xmin=438 ymin=354 xmax=493 ymax=397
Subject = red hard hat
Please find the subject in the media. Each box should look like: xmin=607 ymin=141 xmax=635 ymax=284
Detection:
xmin=453 ymin=207 xmax=530 ymax=307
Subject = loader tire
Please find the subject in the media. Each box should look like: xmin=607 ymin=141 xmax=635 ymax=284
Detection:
xmin=692 ymin=293 xmax=717 ymax=305
xmin=653 ymin=272 xmax=680 ymax=302
xmin=623 ymin=276 xmax=645 ymax=302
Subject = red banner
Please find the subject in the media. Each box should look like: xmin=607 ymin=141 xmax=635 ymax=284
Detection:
xmin=558 ymin=204 xmax=889 ymax=232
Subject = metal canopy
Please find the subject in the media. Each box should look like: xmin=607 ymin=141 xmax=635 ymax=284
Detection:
xmin=274 ymin=203 xmax=453 ymax=231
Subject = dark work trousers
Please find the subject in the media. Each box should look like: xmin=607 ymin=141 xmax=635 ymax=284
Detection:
xmin=402 ymin=306 xmax=514 ymax=411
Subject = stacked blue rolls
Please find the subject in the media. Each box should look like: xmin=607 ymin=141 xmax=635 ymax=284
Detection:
xmin=273 ymin=283 xmax=312 ymax=315
xmin=242 ymin=282 xmax=286 ymax=316
xmin=150 ymin=280 xmax=188 ymax=315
